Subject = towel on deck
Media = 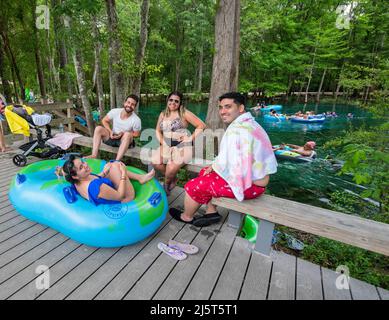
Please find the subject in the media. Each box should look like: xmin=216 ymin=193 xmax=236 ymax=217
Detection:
xmin=212 ymin=112 xmax=278 ymax=201
xmin=47 ymin=132 xmax=82 ymax=150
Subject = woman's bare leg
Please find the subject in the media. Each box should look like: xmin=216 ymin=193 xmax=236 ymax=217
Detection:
xmin=126 ymin=169 xmax=155 ymax=184
xmin=105 ymin=162 xmax=135 ymax=202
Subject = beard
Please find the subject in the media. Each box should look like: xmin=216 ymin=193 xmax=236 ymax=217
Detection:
xmin=124 ymin=106 xmax=134 ymax=114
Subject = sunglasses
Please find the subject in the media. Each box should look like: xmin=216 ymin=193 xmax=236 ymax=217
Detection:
xmin=168 ymin=98 xmax=180 ymax=104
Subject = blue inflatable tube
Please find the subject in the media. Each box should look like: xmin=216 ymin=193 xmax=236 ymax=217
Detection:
xmin=251 ymin=105 xmax=283 ymax=112
xmin=291 ymin=116 xmax=325 ymax=123
xmin=273 ymin=145 xmax=315 ymax=163
xmin=8 ymin=159 xmax=168 ymax=248
xmin=263 ymin=114 xmax=286 ymax=122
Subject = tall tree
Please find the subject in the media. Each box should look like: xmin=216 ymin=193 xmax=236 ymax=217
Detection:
xmin=106 ymin=0 xmax=125 ymax=108
xmin=31 ymin=0 xmax=47 ymax=100
xmin=131 ymin=0 xmax=150 ymax=103
xmin=206 ymin=0 xmax=240 ymax=130
xmin=92 ymin=14 xmax=105 ymax=117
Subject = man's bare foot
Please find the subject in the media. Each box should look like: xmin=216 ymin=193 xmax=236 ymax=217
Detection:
xmin=84 ymin=154 xmax=97 ymax=159
xmin=139 ymin=169 xmax=155 ymax=184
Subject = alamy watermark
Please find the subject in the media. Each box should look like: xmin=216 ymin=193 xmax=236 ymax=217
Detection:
xmin=335 ymin=265 xmax=350 ymax=290
xmin=335 ymin=3 xmax=357 ymax=30
xmin=36 ymin=5 xmax=50 ymax=30
xmin=35 ymin=265 xmax=50 ymax=290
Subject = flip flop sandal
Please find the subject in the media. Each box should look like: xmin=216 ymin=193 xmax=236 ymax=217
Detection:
xmin=168 ymin=240 xmax=199 ymax=255
xmin=158 ymin=242 xmax=187 ymax=260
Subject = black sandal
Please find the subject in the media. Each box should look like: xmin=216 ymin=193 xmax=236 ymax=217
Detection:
xmin=169 ymin=208 xmax=193 ymax=224
xmin=192 ymin=212 xmax=222 ymax=227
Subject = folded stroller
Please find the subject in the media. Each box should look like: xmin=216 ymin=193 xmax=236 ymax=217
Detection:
xmin=3 ymin=104 xmax=65 ymax=166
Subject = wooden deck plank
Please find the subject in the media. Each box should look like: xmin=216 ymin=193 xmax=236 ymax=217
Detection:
xmin=0 ymin=215 xmax=27 ymax=233
xmin=268 ymin=251 xmax=296 ymax=300
xmin=377 ymin=287 xmax=389 ymax=300
xmin=38 ymin=186 xmax=183 ymax=300
xmin=66 ymin=220 xmax=172 ymax=300
xmin=0 ymin=233 xmax=68 ymax=285
xmin=123 ymin=219 xmax=202 ymax=300
xmin=47 ymin=186 xmax=183 ymax=300
xmin=0 ymin=220 xmax=37 ymax=243
xmin=296 ymin=258 xmax=324 ymax=300
xmin=152 ymin=211 xmax=228 ymax=300
xmin=210 ymin=236 xmax=252 ymax=300
xmin=8 ymin=244 xmax=97 ymax=300
xmin=0 ymin=239 xmax=80 ymax=299
xmin=0 ymin=210 xmax=20 ymax=224
xmin=0 ymin=228 xmax=57 ymax=269
xmin=94 ymin=217 xmax=185 ymax=299
xmin=38 ymin=247 xmax=120 ymax=300
xmin=321 ymin=267 xmax=352 ymax=300
xmin=181 ymin=216 xmax=237 ymax=300
xmin=94 ymin=218 xmax=184 ymax=299
xmin=350 ymin=278 xmax=380 ymax=300
xmin=0 ymin=204 xmax=15 ymax=217
xmin=239 ymin=251 xmax=273 ymax=300
xmin=0 ymin=225 xmax=47 ymax=256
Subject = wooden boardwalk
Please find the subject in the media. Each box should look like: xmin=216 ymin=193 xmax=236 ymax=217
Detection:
xmin=0 ymin=152 xmax=388 ymax=300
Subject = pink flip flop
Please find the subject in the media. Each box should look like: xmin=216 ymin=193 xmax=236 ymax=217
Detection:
xmin=158 ymin=242 xmax=187 ymax=260
xmin=168 ymin=240 xmax=199 ymax=255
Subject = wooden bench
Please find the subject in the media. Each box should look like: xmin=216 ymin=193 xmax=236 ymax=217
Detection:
xmin=212 ymin=196 xmax=389 ymax=257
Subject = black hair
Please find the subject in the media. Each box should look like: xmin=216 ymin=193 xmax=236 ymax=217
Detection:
xmin=62 ymin=155 xmax=79 ymax=184
xmin=167 ymin=91 xmax=184 ymax=106
xmin=125 ymin=94 xmax=139 ymax=104
xmin=218 ymin=92 xmax=246 ymax=107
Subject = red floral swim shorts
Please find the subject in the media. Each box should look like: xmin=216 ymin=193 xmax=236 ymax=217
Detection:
xmin=184 ymin=167 xmax=266 ymax=204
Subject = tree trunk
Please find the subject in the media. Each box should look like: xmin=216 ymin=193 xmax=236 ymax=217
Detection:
xmin=0 ymin=43 xmax=12 ymax=101
xmin=31 ymin=0 xmax=47 ymax=99
xmin=73 ymin=48 xmax=94 ymax=136
xmin=53 ymin=0 xmax=73 ymax=97
xmin=174 ymin=25 xmax=184 ymax=92
xmin=316 ymin=68 xmax=327 ymax=103
xmin=304 ymin=45 xmax=317 ymax=104
xmin=106 ymin=0 xmax=125 ymax=108
xmin=206 ymin=0 xmax=240 ymax=130
xmin=197 ymin=43 xmax=204 ymax=93
xmin=131 ymin=0 xmax=149 ymax=105
xmin=92 ymin=16 xmax=105 ymax=118
xmin=1 ymin=31 xmax=25 ymax=101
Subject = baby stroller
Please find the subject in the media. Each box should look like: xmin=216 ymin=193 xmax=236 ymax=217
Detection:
xmin=3 ymin=104 xmax=65 ymax=166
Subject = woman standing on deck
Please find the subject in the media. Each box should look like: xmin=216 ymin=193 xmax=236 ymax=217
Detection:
xmin=152 ymin=91 xmax=206 ymax=195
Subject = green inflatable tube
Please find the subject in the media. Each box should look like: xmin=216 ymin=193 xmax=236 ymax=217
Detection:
xmin=241 ymin=215 xmax=260 ymax=243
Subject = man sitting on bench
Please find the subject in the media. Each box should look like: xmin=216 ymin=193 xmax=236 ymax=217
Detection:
xmin=169 ymin=92 xmax=278 ymax=227
xmin=86 ymin=94 xmax=141 ymax=161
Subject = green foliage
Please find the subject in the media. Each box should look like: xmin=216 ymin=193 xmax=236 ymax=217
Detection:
xmin=302 ymin=237 xmax=389 ymax=289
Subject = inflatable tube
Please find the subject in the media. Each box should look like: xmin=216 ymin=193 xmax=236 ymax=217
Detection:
xmin=273 ymin=145 xmax=315 ymax=163
xmin=290 ymin=116 xmax=325 ymax=123
xmin=263 ymin=114 xmax=286 ymax=122
xmin=8 ymin=159 xmax=168 ymax=247
xmin=251 ymin=105 xmax=283 ymax=112
xmin=241 ymin=215 xmax=259 ymax=243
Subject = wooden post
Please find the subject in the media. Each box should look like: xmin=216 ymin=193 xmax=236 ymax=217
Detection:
xmin=254 ymin=219 xmax=275 ymax=256
xmin=66 ymin=99 xmax=74 ymax=132
xmin=227 ymin=210 xmax=244 ymax=229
